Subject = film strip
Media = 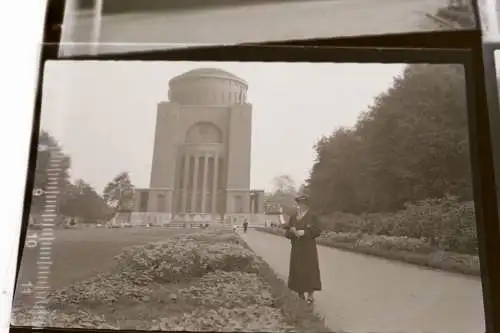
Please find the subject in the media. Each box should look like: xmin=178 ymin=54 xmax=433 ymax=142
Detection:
xmin=18 ymin=140 xmax=64 ymax=328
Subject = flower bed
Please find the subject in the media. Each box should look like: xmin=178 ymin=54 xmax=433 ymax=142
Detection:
xmin=12 ymin=229 xmax=329 ymax=332
xmin=256 ymin=227 xmax=480 ymax=276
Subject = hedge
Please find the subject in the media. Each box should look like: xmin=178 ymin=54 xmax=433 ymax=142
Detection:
xmin=320 ymin=196 xmax=478 ymax=255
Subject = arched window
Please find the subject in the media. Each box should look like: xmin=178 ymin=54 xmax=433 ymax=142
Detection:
xmin=185 ymin=122 xmax=223 ymax=144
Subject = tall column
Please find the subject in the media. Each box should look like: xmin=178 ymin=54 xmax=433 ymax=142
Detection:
xmin=191 ymin=154 xmax=200 ymax=212
xmin=201 ymin=153 xmax=209 ymax=213
xmin=181 ymin=154 xmax=190 ymax=212
xmin=250 ymin=194 xmax=254 ymax=214
xmin=211 ymin=154 xmax=219 ymax=214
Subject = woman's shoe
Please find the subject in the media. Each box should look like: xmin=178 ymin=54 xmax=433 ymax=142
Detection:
xmin=306 ymin=297 xmax=314 ymax=305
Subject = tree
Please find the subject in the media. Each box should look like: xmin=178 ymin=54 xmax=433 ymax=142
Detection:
xmin=306 ymin=64 xmax=472 ymax=215
xmin=272 ymin=175 xmax=296 ymax=194
xmin=59 ymin=179 xmax=113 ymax=222
xmin=297 ymin=183 xmax=308 ymax=195
xmin=268 ymin=175 xmax=299 ymax=217
xmin=103 ymin=172 xmax=136 ymax=219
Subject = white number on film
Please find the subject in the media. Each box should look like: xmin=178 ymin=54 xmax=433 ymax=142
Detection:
xmin=38 ymin=143 xmax=49 ymax=152
xmin=20 ymin=281 xmax=33 ymax=295
xmin=32 ymin=188 xmax=44 ymax=197
xmin=25 ymin=233 xmax=38 ymax=249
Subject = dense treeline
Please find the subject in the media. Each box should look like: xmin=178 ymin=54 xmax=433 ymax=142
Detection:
xmin=305 ymin=64 xmax=472 ymax=215
xmin=31 ymin=131 xmax=135 ymax=225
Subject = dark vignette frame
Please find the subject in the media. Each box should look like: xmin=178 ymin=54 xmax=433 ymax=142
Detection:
xmin=11 ymin=43 xmax=500 ymax=333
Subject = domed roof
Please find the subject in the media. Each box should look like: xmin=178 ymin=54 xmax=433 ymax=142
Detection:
xmin=170 ymin=68 xmax=247 ymax=86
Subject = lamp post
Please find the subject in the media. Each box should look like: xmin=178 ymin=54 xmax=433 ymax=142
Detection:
xmin=249 ymin=191 xmax=257 ymax=224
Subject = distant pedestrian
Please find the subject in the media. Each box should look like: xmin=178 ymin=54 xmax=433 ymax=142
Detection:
xmin=283 ymin=194 xmax=322 ymax=304
xmin=243 ymin=219 xmax=248 ymax=233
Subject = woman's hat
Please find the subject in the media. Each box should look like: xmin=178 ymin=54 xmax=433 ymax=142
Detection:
xmin=294 ymin=194 xmax=309 ymax=204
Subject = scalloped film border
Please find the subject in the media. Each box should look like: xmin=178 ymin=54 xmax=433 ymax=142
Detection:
xmin=28 ymin=143 xmax=64 ymax=328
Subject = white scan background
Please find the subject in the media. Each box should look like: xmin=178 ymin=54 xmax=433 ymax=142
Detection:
xmin=0 ymin=1 xmax=47 ymax=332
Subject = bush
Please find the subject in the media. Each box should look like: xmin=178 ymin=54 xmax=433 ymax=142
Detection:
xmin=318 ymin=231 xmax=361 ymax=243
xmin=320 ymin=196 xmax=478 ymax=255
xmin=112 ymin=231 xmax=260 ymax=285
xmin=354 ymin=235 xmax=434 ymax=254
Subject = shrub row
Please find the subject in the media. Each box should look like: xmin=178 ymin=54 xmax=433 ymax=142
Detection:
xmin=320 ymin=196 xmax=478 ymax=255
xmin=256 ymin=227 xmax=480 ymax=276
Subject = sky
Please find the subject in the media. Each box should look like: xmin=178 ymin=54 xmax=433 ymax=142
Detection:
xmin=40 ymin=60 xmax=406 ymax=193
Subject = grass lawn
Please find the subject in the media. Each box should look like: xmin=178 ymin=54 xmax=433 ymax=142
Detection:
xmin=12 ymin=228 xmax=196 ymax=307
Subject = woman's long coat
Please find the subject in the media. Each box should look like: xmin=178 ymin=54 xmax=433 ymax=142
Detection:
xmin=284 ymin=211 xmax=322 ymax=293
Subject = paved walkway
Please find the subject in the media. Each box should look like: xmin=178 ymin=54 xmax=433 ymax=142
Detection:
xmin=241 ymin=229 xmax=485 ymax=333
xmin=63 ymin=0 xmax=451 ymax=55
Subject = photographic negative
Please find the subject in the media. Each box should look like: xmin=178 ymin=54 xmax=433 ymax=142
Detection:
xmin=59 ymin=0 xmax=477 ymax=56
xmin=12 ymin=59 xmax=485 ymax=332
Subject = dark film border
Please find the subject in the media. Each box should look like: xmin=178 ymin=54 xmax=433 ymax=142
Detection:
xmin=482 ymin=42 xmax=500 ymax=204
xmin=60 ymin=44 xmax=469 ymax=63
xmin=11 ymin=42 xmax=500 ymax=333
xmin=465 ymin=41 xmax=500 ymax=333
xmin=481 ymin=43 xmax=500 ymax=333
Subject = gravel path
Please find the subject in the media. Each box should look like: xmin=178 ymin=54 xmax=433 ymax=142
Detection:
xmin=242 ymin=229 xmax=485 ymax=333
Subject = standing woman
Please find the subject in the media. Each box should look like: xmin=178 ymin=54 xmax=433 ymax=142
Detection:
xmin=283 ymin=194 xmax=322 ymax=304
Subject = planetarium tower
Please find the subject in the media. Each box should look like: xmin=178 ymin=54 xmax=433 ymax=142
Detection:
xmin=133 ymin=68 xmax=263 ymax=223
